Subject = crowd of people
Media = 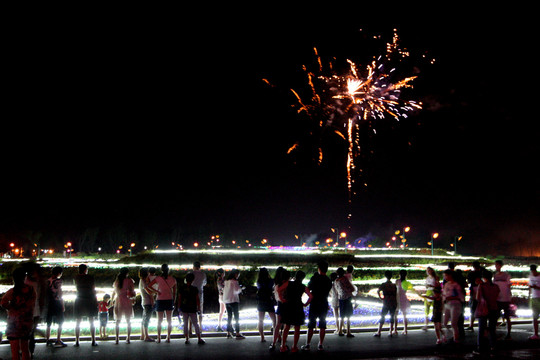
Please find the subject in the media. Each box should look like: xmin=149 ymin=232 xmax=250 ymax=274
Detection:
xmin=1 ymin=260 xmax=540 ymax=359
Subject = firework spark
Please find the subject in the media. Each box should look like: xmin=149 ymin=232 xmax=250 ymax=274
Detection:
xmin=289 ymin=29 xmax=423 ymax=201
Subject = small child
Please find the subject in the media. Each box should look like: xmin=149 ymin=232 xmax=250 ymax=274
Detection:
xmin=423 ymin=286 xmax=445 ymax=344
xmin=98 ymin=294 xmax=111 ymax=340
xmin=178 ymin=273 xmax=205 ymax=344
xmin=374 ymin=271 xmax=397 ymax=337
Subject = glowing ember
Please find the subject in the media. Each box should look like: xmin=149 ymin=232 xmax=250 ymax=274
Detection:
xmin=289 ymin=29 xmax=423 ymax=201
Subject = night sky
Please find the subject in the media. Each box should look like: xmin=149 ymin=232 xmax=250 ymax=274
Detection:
xmin=2 ymin=6 xmax=539 ymax=255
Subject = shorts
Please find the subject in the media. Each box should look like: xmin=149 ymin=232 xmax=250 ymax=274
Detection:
xmin=431 ymin=310 xmax=442 ymax=323
xmin=257 ymin=300 xmax=276 ymax=313
xmin=275 ymin=301 xmax=283 ymax=316
xmin=497 ymin=301 xmax=511 ymax=318
xmin=155 ymin=299 xmax=174 ymax=312
xmin=46 ymin=300 xmax=64 ymax=326
xmin=379 ymin=302 xmax=397 ymax=324
xmin=99 ymin=312 xmax=109 ymax=327
xmin=308 ymin=302 xmax=328 ymax=329
xmin=531 ymin=298 xmax=540 ymax=319
xmin=74 ymin=297 xmax=98 ymax=318
xmin=339 ymin=298 xmax=353 ymax=319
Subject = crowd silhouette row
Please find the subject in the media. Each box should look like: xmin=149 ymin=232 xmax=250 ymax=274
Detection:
xmin=1 ymin=260 xmax=540 ymax=359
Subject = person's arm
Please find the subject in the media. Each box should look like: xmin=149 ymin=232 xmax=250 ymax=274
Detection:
xmin=303 ymin=287 xmax=313 ymax=307
xmin=277 ymin=281 xmax=289 ymax=302
xmin=58 ymin=280 xmax=65 ymax=312
xmin=475 ymin=283 xmax=483 ymax=301
xmin=0 ymin=289 xmax=13 ymax=310
xmin=196 ymin=292 xmax=201 ymax=313
xmin=145 ymin=278 xmax=160 ymax=296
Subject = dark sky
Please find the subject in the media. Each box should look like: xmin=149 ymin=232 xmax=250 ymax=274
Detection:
xmin=2 ymin=6 xmax=539 ymax=255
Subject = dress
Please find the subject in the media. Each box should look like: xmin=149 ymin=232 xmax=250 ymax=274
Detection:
xmin=113 ymin=278 xmax=136 ymax=319
xmin=1 ymin=285 xmax=36 ymax=340
xmin=74 ymin=274 xmax=98 ymax=318
xmin=281 ymin=280 xmax=306 ymax=326
xmin=396 ymin=279 xmax=412 ymax=312
xmin=256 ymin=278 xmax=276 ymax=313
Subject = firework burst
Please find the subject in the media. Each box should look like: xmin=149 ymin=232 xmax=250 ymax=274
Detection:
xmin=288 ymin=29 xmax=423 ymax=202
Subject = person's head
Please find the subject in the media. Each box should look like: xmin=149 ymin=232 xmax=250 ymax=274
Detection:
xmin=426 ymin=267 xmax=435 ymax=277
xmin=295 ymin=270 xmax=306 ymax=283
xmin=215 ymin=268 xmax=224 ymax=280
xmin=495 ymin=260 xmax=503 ymax=272
xmin=161 ymin=264 xmax=169 ymax=279
xmin=257 ymin=267 xmax=270 ymax=283
xmin=317 ymin=260 xmax=329 ymax=275
xmin=447 ymin=262 xmax=456 ymax=270
xmin=103 ymin=293 xmax=111 ymax=301
xmin=330 ymin=272 xmax=338 ymax=282
xmin=531 ymin=264 xmax=538 ymax=275
xmin=149 ymin=267 xmax=156 ymax=275
xmin=472 ymin=261 xmax=481 ymax=270
xmin=227 ymin=269 xmax=240 ymax=280
xmin=12 ymin=267 xmax=27 ymax=288
xmin=282 ymin=269 xmax=291 ymax=282
xmin=482 ymin=270 xmax=493 ymax=283
xmin=336 ymin=267 xmax=345 ymax=277
xmin=24 ymin=262 xmax=42 ymax=280
xmin=399 ymin=269 xmax=407 ymax=280
xmin=346 ymin=265 xmax=354 ymax=273
xmin=52 ymin=266 xmax=63 ymax=278
xmin=185 ymin=272 xmax=195 ymax=284
xmin=384 ymin=270 xmax=392 ymax=280
xmin=193 ymin=261 xmax=201 ymax=270
xmin=443 ymin=269 xmax=455 ymax=282
xmin=79 ymin=264 xmax=88 ymax=275
xmin=139 ymin=267 xmax=149 ymax=279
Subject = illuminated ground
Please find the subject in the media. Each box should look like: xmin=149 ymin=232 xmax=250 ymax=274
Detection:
xmin=1 ymin=324 xmax=539 ymax=360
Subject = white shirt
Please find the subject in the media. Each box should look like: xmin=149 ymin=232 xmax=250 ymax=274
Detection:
xmin=223 ymin=279 xmax=241 ymax=304
xmin=530 ymin=273 xmax=540 ymax=298
xmin=192 ymin=270 xmax=207 ymax=300
xmin=442 ymin=281 xmax=464 ymax=302
xmin=493 ymin=271 xmax=512 ymax=302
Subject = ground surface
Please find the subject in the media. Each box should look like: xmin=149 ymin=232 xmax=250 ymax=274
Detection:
xmin=1 ymin=324 xmax=539 ymax=360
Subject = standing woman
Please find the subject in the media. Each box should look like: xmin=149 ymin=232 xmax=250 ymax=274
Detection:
xmin=279 ymin=270 xmax=312 ymax=353
xmin=329 ymin=272 xmax=340 ymax=335
xmin=270 ymin=267 xmax=288 ymax=350
xmin=475 ymin=270 xmax=500 ymax=355
xmin=256 ymin=267 xmax=277 ymax=342
xmin=74 ymin=264 xmax=98 ymax=346
xmin=442 ymin=269 xmax=465 ymax=343
xmin=146 ymin=264 xmax=177 ymax=343
xmin=223 ymin=269 xmax=245 ymax=339
xmin=395 ymin=269 xmax=413 ymax=335
xmin=215 ymin=268 xmax=226 ymax=332
xmin=423 ymin=267 xmax=439 ymax=330
xmin=23 ymin=263 xmax=46 ymax=357
xmin=138 ymin=267 xmax=155 ymax=342
xmin=335 ymin=267 xmax=356 ymax=337
xmin=1 ymin=267 xmax=36 ymax=360
xmin=112 ymin=267 xmax=136 ymax=344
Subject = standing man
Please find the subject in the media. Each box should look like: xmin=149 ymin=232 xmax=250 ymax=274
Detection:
xmin=302 ymin=260 xmax=332 ymax=351
xmin=467 ymin=261 xmax=485 ymax=330
xmin=191 ymin=261 xmax=207 ymax=332
xmin=493 ymin=260 xmax=512 ymax=340
xmin=529 ymin=264 xmax=540 ymax=340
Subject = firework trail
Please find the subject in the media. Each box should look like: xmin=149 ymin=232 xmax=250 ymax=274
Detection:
xmin=288 ymin=29 xmax=423 ymax=202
